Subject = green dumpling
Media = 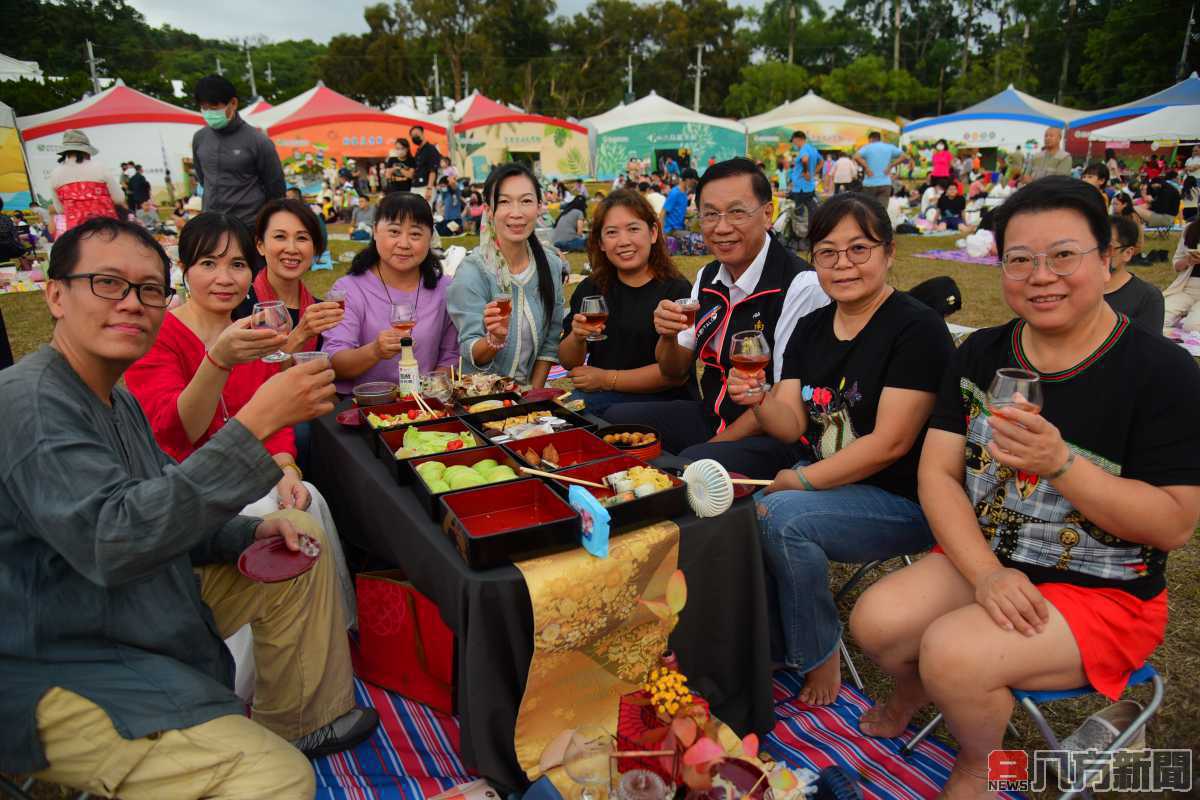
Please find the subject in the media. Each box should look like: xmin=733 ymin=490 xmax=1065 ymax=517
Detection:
xmin=448 ymin=471 xmax=487 ymax=490
xmin=427 ymin=479 xmax=451 ymax=493
xmin=487 ymin=465 xmax=518 ymax=482
xmin=415 ymin=461 xmax=446 ymax=479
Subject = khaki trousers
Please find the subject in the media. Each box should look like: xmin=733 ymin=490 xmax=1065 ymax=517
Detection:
xmin=31 ymin=509 xmax=353 ymax=799
xmin=1164 ymin=276 xmax=1200 ymax=332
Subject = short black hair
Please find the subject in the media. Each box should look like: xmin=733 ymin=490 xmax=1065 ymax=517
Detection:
xmin=680 ymin=167 xmax=700 ymax=182
xmin=868 ymin=131 xmax=881 ymax=141
xmin=178 ymin=212 xmax=256 ymax=272
xmin=993 ymin=175 xmax=1111 ymax=255
xmin=254 ymin=197 xmax=327 ymax=254
xmin=410 ymin=125 xmax=425 ymax=135
xmin=194 ymin=74 xmax=237 ymax=105
xmin=694 ymin=157 xmax=772 ymax=207
xmin=808 ymin=192 xmax=894 ymax=250
xmin=1110 ymin=214 xmax=1140 ymax=249
xmin=791 ymin=130 xmax=807 ymax=141
xmin=1082 ymin=163 xmax=1110 ymax=182
xmin=348 ymin=191 xmax=442 ymax=289
xmin=48 ymin=216 xmax=170 ymax=284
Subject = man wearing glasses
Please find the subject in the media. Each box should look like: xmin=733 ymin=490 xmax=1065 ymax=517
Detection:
xmin=0 ymin=218 xmax=375 ymax=797
xmin=607 ymin=158 xmax=830 ymax=478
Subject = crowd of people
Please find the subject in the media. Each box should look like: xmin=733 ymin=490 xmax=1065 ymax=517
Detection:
xmin=2 ymin=70 xmax=1200 ymax=800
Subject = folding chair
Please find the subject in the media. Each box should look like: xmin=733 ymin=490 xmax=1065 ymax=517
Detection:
xmin=834 ymin=554 xmax=914 ymax=691
xmin=0 ymin=776 xmax=90 ymax=800
xmin=901 ymin=663 xmax=1164 ymax=800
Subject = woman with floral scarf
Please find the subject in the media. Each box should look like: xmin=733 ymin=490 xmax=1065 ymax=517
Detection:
xmin=446 ymin=163 xmax=566 ymax=387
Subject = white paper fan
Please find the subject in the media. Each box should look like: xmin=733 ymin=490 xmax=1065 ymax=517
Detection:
xmin=682 ymin=458 xmax=734 ymax=517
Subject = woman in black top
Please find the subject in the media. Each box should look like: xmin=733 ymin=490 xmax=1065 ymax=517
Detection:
xmin=558 ymin=189 xmax=694 ymax=415
xmin=726 ymin=193 xmax=953 ymax=706
xmin=849 ymin=177 xmax=1200 ymax=799
xmin=383 ymin=139 xmax=415 ymax=193
xmin=935 ymin=182 xmax=974 ymax=232
xmin=1105 ymin=214 xmax=1165 ymax=332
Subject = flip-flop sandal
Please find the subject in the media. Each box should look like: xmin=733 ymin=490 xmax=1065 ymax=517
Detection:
xmin=816 ymin=765 xmax=863 ymax=800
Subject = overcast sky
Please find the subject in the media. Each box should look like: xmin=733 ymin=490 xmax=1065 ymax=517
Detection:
xmin=128 ymin=0 xmax=766 ymax=42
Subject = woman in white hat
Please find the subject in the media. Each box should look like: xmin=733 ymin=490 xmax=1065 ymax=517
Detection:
xmin=48 ymin=129 xmax=123 ymax=232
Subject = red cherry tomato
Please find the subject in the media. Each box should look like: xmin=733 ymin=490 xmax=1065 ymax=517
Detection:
xmin=447 ymin=439 xmax=464 ymax=451
xmin=407 ymin=409 xmax=420 ymax=420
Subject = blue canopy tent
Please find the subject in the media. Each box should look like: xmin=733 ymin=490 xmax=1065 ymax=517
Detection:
xmin=900 ymin=85 xmax=1086 ymax=154
xmin=1067 ymin=72 xmax=1200 ymax=156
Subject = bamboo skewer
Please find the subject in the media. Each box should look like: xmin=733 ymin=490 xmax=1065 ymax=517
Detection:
xmin=607 ymin=749 xmax=674 ymax=759
xmin=519 ymin=467 xmax=606 ymax=489
xmin=730 ymin=478 xmax=773 ymax=486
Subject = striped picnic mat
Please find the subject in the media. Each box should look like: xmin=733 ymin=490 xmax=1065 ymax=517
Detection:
xmin=313 ymin=673 xmax=1026 ymax=799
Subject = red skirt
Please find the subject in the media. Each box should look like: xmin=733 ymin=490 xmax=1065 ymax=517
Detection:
xmin=929 ymin=545 xmax=1166 ymax=700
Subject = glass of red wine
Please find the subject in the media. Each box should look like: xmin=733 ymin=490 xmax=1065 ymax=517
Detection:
xmin=389 ymin=302 xmax=416 ymax=338
xmin=494 ymin=292 xmax=512 ymax=321
xmin=987 ymin=368 xmax=1043 ymax=414
xmin=730 ymin=330 xmax=770 ymax=397
xmin=675 ymin=297 xmax=700 ymax=329
xmin=580 ymin=295 xmax=609 ymax=342
xmin=325 ymin=288 xmax=347 ymax=310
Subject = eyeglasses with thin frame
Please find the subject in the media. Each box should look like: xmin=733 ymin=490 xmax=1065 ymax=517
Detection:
xmin=1000 ymin=245 xmax=1100 ymax=281
xmin=57 ymin=273 xmax=174 ymax=308
xmin=810 ymin=242 xmax=884 ymax=270
xmin=698 ymin=202 xmax=770 ymax=229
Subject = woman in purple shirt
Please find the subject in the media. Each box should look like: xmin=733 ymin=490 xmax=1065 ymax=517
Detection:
xmin=323 ymin=192 xmax=458 ymax=393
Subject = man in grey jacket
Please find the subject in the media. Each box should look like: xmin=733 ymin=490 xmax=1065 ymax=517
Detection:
xmin=192 ymin=75 xmax=286 ymax=232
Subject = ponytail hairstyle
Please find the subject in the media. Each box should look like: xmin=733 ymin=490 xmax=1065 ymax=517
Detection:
xmin=483 ymin=162 xmax=554 ymax=330
xmin=347 ymin=191 xmax=442 ymax=289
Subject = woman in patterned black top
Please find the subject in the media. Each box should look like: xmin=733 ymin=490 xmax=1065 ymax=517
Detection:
xmin=849 ymin=177 xmax=1200 ymax=799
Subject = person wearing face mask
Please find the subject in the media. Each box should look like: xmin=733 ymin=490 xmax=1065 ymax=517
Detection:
xmin=323 ymin=192 xmax=459 ymax=393
xmin=930 ymin=139 xmax=954 ymax=190
xmin=409 ymin=125 xmax=441 ymax=202
xmin=446 ymin=163 xmax=567 ymax=388
xmin=191 ymin=75 xmax=286 ymax=234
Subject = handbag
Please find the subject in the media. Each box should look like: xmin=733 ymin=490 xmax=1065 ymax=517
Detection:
xmin=351 ymin=570 xmax=455 ymax=714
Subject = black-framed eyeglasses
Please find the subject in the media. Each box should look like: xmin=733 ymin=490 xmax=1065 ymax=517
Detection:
xmin=810 ymin=242 xmax=884 ymax=269
xmin=1000 ymin=246 xmax=1100 ymax=281
xmin=57 ymin=273 xmax=175 ymax=308
xmin=698 ymin=202 xmax=771 ymax=229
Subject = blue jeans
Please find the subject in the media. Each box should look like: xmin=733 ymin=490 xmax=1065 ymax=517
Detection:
xmin=555 ymin=236 xmax=588 ymax=252
xmin=755 ymin=465 xmax=933 ymax=671
xmin=582 ymin=387 xmax=689 ymax=416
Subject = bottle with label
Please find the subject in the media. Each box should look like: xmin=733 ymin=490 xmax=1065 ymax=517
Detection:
xmin=397 ymin=337 xmax=421 ymax=396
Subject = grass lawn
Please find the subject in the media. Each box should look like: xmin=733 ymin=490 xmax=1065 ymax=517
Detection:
xmin=2 ymin=229 xmax=1195 ymax=799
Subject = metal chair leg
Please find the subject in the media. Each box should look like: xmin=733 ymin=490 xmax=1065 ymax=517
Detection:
xmin=901 ymin=712 xmax=943 ymax=756
xmin=839 ymin=638 xmax=864 ymax=691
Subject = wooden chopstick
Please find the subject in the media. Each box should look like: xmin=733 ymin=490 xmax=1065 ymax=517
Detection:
xmin=410 ymin=391 xmax=434 ymax=416
xmin=730 ymin=478 xmax=773 ymax=486
xmin=519 ymin=467 xmax=606 ymax=489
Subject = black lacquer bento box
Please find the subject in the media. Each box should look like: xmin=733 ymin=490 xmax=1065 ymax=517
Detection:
xmin=376 ymin=417 xmax=487 ymax=484
xmin=407 ymin=445 xmax=525 ymax=522
xmin=504 ymin=428 xmax=622 ymax=473
xmin=359 ymin=397 xmax=451 ymax=456
xmin=459 ymin=399 xmax=595 ymax=444
xmin=544 ymin=454 xmax=689 ymax=535
xmin=440 ymin=479 xmax=581 ymax=569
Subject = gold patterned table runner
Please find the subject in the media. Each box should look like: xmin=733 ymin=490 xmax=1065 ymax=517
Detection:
xmin=513 ymin=521 xmax=681 ymax=787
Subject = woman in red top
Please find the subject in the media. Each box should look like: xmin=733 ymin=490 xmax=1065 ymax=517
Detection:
xmin=246 ymin=198 xmax=344 ymax=354
xmin=930 ymin=139 xmax=954 ymax=189
xmin=125 ymin=212 xmax=309 ymax=508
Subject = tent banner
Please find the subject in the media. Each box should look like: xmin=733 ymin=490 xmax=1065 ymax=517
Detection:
xmin=593 ymin=122 xmax=744 ymax=179
xmin=0 ymin=122 xmax=33 ymax=210
xmin=459 ymin=121 xmax=589 ymax=182
xmin=748 ymin=122 xmax=895 ymax=171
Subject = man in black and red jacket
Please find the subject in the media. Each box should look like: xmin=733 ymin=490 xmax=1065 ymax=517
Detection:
xmin=606 ymin=158 xmax=829 ymax=478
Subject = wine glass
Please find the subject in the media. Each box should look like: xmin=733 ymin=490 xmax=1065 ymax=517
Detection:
xmin=729 ymin=330 xmax=771 ymax=397
xmin=564 ymin=725 xmax=613 ymax=800
xmin=987 ymin=368 xmax=1043 ymax=414
xmin=390 ymin=303 xmax=416 ymax=338
xmin=580 ymin=295 xmax=610 ymax=342
xmin=325 ymin=288 xmax=347 ymax=310
xmin=252 ymin=300 xmax=292 ymax=363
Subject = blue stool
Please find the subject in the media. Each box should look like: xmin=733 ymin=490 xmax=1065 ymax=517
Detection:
xmin=900 ymin=664 xmax=1164 ymax=800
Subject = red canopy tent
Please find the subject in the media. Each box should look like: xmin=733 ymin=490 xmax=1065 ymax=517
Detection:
xmin=451 ymin=91 xmax=589 ymax=181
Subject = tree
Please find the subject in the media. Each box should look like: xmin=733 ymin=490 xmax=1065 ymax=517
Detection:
xmin=1079 ymin=0 xmax=1198 ymax=107
xmin=724 ymin=62 xmax=812 ymax=117
xmin=818 ymin=55 xmax=932 ymax=120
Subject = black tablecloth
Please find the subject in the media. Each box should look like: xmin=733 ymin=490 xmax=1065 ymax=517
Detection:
xmin=310 ymin=404 xmax=774 ymax=790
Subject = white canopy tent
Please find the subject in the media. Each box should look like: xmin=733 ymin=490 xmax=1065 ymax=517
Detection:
xmin=585 ymin=92 xmax=746 ymax=179
xmin=1087 ymin=104 xmax=1200 ymax=143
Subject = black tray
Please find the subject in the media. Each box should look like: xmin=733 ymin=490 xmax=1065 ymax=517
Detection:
xmin=459 ymin=399 xmax=595 ymax=444
xmin=441 ymin=479 xmax=581 ymax=569
xmin=454 ymin=391 xmax=523 ymax=414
